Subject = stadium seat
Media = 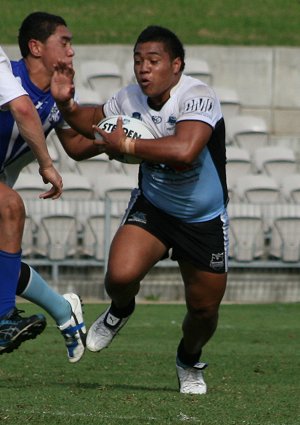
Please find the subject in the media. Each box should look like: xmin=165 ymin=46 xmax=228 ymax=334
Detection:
xmin=23 ymin=143 xmax=60 ymax=175
xmin=226 ymin=115 xmax=269 ymax=154
xmin=123 ymin=60 xmax=136 ymax=85
xmin=76 ymin=154 xmax=115 ymax=189
xmin=96 ymin=172 xmax=137 ymax=200
xmin=26 ymin=199 xmax=78 ymax=259
xmin=46 ymin=129 xmax=80 ymax=173
xmin=235 ymin=174 xmax=281 ymax=203
xmin=59 ymin=172 xmax=95 ymax=200
xmin=213 ymin=86 xmax=241 ymax=122
xmin=39 ymin=215 xmax=78 ymax=260
xmin=184 ymin=58 xmax=213 ymax=85
xmin=269 ymin=204 xmax=300 ymax=262
xmin=280 ymin=173 xmax=300 ymax=203
xmin=226 ymin=146 xmax=252 ymax=187
xmin=79 ymin=199 xmax=123 ymax=261
xmin=227 ymin=203 xmax=265 ymax=261
xmin=77 ymin=200 xmax=105 ymax=260
xmin=252 ymin=146 xmax=297 ymax=182
xmin=76 ymin=86 xmax=103 ymax=105
xmin=80 ymin=60 xmax=122 ymax=101
xmin=21 ymin=215 xmax=37 ymax=258
xmin=14 ymin=172 xmax=50 ymax=199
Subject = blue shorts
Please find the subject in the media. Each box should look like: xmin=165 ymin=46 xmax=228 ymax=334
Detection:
xmin=122 ymin=191 xmax=229 ymax=273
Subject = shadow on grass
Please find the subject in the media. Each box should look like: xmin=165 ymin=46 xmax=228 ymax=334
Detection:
xmin=0 ymin=379 xmax=177 ymax=393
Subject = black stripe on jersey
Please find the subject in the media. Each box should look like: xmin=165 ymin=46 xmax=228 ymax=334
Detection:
xmin=207 ymin=117 xmax=229 ymax=206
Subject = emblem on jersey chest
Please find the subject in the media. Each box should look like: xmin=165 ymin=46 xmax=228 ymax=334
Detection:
xmin=151 ymin=115 xmax=162 ymax=124
xmin=49 ymin=104 xmax=61 ymax=124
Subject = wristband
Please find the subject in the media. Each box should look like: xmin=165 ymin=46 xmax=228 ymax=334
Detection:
xmin=121 ymin=137 xmax=136 ymax=155
xmin=58 ymin=98 xmax=75 ymax=113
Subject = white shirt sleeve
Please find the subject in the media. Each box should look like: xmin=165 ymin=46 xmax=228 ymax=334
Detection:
xmin=0 ymin=46 xmax=28 ymax=108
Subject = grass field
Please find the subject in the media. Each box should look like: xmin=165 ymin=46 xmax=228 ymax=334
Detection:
xmin=0 ymin=302 xmax=299 ymax=425
xmin=1 ymin=0 xmax=300 ymax=46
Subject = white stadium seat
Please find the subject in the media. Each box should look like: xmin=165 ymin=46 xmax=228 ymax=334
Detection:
xmin=235 ymin=174 xmax=281 ymax=204
xmin=213 ymin=86 xmax=241 ymax=122
xmin=226 ymin=115 xmax=269 ymax=153
xmin=252 ymin=146 xmax=297 ymax=182
xmin=226 ymin=146 xmax=252 ymax=186
xmin=80 ymin=60 xmax=122 ymax=101
xmin=269 ymin=204 xmax=300 ymax=262
xmin=184 ymin=58 xmax=213 ymax=85
xmin=227 ymin=203 xmax=265 ymax=261
xmin=280 ymin=173 xmax=300 ymax=203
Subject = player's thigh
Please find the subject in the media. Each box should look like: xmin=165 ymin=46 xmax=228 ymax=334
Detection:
xmin=107 ymin=223 xmax=168 ymax=283
xmin=179 ymin=260 xmax=227 ymax=312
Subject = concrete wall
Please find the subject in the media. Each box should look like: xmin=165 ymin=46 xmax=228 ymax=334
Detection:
xmin=3 ymin=44 xmax=300 ymax=136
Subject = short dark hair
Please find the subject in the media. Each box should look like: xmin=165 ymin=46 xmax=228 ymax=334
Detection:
xmin=18 ymin=11 xmax=67 ymax=57
xmin=134 ymin=25 xmax=185 ymax=71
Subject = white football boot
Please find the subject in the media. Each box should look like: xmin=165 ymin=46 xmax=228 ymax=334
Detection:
xmin=87 ymin=306 xmax=130 ymax=352
xmin=58 ymin=293 xmax=86 ymax=363
xmin=176 ymin=358 xmax=208 ymax=394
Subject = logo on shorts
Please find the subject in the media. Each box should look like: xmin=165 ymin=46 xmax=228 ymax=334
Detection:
xmin=210 ymin=252 xmax=224 ymax=271
xmin=128 ymin=211 xmax=147 ymax=224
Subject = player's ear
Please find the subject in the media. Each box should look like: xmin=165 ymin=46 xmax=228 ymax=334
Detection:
xmin=28 ymin=39 xmax=43 ymax=58
xmin=173 ymin=57 xmax=182 ymax=75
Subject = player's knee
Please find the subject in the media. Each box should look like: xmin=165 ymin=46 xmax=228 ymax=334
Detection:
xmin=106 ymin=272 xmax=135 ymax=289
xmin=0 ymin=191 xmax=25 ymax=223
xmin=188 ymin=303 xmax=220 ymax=322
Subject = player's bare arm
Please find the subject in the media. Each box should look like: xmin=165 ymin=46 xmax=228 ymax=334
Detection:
xmin=10 ymin=95 xmax=63 ymax=199
xmin=93 ymin=117 xmax=212 ymax=165
xmin=56 ymin=127 xmax=105 ymax=160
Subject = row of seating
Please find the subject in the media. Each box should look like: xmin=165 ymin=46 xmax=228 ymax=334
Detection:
xmin=74 ymin=58 xmax=241 ymax=123
xmin=22 ymin=198 xmax=127 ymax=261
xmin=16 ymin=167 xmax=300 ymax=207
xmin=229 ymin=173 xmax=300 ymax=204
xmin=15 ymin=170 xmax=137 ymax=201
xmin=228 ymin=203 xmax=300 ymax=262
xmin=227 ymin=145 xmax=299 ymax=186
xmin=20 ymin=197 xmax=300 ymax=264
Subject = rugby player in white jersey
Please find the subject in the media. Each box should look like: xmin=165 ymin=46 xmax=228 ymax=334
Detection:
xmin=51 ymin=25 xmax=229 ymax=394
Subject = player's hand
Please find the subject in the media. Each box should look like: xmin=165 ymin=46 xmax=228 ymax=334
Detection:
xmin=38 ymin=165 xmax=63 ymax=200
xmin=92 ymin=116 xmax=126 ymax=155
xmin=51 ymin=60 xmax=75 ymax=104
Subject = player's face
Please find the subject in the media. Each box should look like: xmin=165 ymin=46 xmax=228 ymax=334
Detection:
xmin=134 ymin=41 xmax=182 ymax=107
xmin=39 ymin=25 xmax=74 ymax=73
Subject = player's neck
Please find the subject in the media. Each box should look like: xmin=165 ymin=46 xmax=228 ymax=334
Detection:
xmin=147 ymin=97 xmax=169 ymax=111
xmin=24 ymin=58 xmax=51 ymax=92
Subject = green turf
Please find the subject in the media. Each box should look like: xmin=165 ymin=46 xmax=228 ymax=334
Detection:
xmin=1 ymin=0 xmax=300 ymax=46
xmin=0 ymin=303 xmax=299 ymax=424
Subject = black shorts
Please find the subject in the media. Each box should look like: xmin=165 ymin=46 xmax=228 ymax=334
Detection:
xmin=122 ymin=191 xmax=229 ymax=273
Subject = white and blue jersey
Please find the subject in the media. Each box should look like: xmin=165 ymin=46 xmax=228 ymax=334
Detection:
xmin=0 ymin=46 xmax=27 ymax=107
xmin=103 ymin=74 xmax=228 ymax=223
xmin=0 ymin=58 xmax=65 ymax=181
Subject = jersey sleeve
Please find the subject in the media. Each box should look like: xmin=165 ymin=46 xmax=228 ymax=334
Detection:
xmin=176 ymin=84 xmax=222 ymax=128
xmin=102 ymin=87 xmax=126 ymax=117
xmin=0 ymin=47 xmax=28 ymax=108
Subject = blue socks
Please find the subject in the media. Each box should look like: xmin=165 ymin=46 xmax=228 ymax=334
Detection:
xmin=0 ymin=249 xmax=21 ymax=318
xmin=20 ymin=267 xmax=72 ymax=326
